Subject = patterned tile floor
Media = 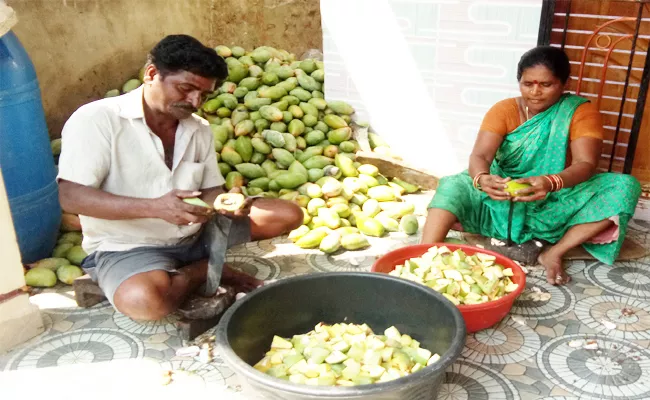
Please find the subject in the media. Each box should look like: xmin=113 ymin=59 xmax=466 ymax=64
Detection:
xmin=2 ymin=194 xmax=650 ymax=399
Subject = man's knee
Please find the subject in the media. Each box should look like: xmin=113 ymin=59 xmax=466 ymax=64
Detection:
xmin=112 ymin=270 xmax=173 ymax=321
xmin=251 ymin=198 xmax=304 ymax=235
xmin=282 ymin=200 xmax=304 ymax=231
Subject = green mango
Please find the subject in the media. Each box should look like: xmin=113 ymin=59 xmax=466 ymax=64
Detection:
xmin=272 ymin=148 xmax=295 ymax=168
xmin=248 ymin=177 xmax=271 ymax=191
xmin=297 ymin=146 xmax=323 ymax=163
xmin=226 ymin=171 xmax=246 ymax=190
xmin=335 ymin=154 xmax=358 ymax=178
xmin=308 ymin=98 xmax=328 ymax=110
xmin=311 ymin=69 xmax=325 ymax=83
xmin=328 ymin=100 xmax=354 ymax=115
xmin=299 ymin=59 xmax=317 ymax=74
xmin=288 ymin=119 xmax=305 ymax=137
xmin=303 ymin=156 xmax=334 ymax=169
xmin=324 ymin=115 xmax=348 ymax=129
xmin=261 ymin=72 xmax=279 ymax=86
xmin=218 ymin=162 xmax=232 ymax=176
xmin=299 ymin=102 xmax=319 ymax=118
xmin=254 ymin=118 xmax=271 ymax=133
xmin=250 ymin=152 xmax=266 ymax=164
xmin=234 ymin=120 xmax=255 ymax=137
xmin=251 ymin=137 xmax=272 ymax=154
xmin=235 ymin=163 xmax=266 ymax=179
xmin=297 ymin=73 xmax=321 ymax=91
xmin=259 ymin=105 xmax=284 ymax=122
xmin=302 ymin=115 xmax=318 ymax=127
xmin=275 ymin=173 xmax=308 ymax=189
xmin=234 ymin=136 xmax=253 ymax=161
xmin=239 ymin=77 xmax=261 ymax=91
xmin=340 ymin=233 xmax=370 ymax=250
xmin=327 ymin=127 xmax=352 ymax=144
xmin=283 ymin=95 xmax=300 ymax=106
xmin=290 ymin=88 xmax=312 ymax=102
xmin=305 ymin=130 xmax=326 ymax=146
xmin=221 ymin=147 xmax=243 ymax=166
xmin=262 ymin=130 xmax=286 ymax=148
xmin=282 ymin=133 xmax=297 ymax=152
xmin=259 ymin=85 xmax=288 ymax=101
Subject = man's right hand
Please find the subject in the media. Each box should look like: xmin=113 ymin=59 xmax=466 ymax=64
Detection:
xmin=478 ymin=174 xmax=511 ymax=201
xmin=152 ymin=189 xmax=214 ymax=226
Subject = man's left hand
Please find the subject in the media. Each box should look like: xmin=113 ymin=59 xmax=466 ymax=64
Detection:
xmin=215 ymin=187 xmax=255 ymax=219
xmin=511 ymin=176 xmax=552 ymax=202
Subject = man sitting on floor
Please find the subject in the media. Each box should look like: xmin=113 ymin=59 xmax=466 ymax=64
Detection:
xmin=57 ymin=34 xmax=302 ymax=321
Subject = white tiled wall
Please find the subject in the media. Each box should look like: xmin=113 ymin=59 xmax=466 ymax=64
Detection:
xmin=321 ymin=0 xmax=543 ymax=176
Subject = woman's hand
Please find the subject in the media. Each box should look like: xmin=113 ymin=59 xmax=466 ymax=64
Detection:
xmin=511 ymin=176 xmax=553 ymax=202
xmin=478 ymin=175 xmax=511 ymax=201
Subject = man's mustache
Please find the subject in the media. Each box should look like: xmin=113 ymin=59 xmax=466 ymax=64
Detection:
xmin=172 ymin=103 xmax=197 ymax=113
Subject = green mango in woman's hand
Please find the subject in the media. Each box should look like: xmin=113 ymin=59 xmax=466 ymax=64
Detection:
xmin=504 ymin=181 xmax=532 ymax=197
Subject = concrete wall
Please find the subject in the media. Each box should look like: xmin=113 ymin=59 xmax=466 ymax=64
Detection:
xmin=7 ymin=0 xmax=322 ymax=138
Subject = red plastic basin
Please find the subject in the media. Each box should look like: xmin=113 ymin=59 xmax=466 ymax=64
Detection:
xmin=372 ymin=243 xmax=526 ymax=333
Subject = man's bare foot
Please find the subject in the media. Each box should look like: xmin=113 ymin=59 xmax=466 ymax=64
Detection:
xmin=538 ymin=250 xmax=570 ymax=285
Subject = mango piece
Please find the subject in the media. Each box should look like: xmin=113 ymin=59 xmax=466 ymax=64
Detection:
xmin=392 ymin=178 xmax=420 ymax=194
xmin=307 ymin=168 xmax=325 ymax=183
xmin=362 ymin=199 xmax=381 ymax=217
xmin=259 ymin=85 xmax=288 ymax=101
xmin=122 ymin=78 xmax=141 ymax=93
xmin=307 ymin=198 xmax=327 ymax=215
xmin=261 ymin=130 xmax=285 ymax=148
xmin=25 ymin=267 xmax=57 ymax=288
xmin=308 ymin=97 xmax=328 ymax=110
xmin=288 ymin=225 xmax=311 ymax=242
xmin=339 ymin=141 xmax=356 ymax=153
xmin=299 ymin=102 xmax=319 ymax=118
xmin=297 ymin=73 xmax=321 ymax=92
xmin=375 ymin=214 xmax=399 ymax=232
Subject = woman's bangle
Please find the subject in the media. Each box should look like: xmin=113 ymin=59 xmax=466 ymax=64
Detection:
xmin=473 ymin=172 xmax=489 ymax=190
xmin=544 ymin=174 xmax=564 ymax=192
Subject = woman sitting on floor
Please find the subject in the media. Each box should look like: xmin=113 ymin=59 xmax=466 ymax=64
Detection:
xmin=421 ymin=45 xmax=641 ymax=285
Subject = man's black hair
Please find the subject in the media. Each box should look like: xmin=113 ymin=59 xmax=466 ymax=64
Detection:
xmin=147 ymin=34 xmax=228 ymax=80
xmin=517 ymin=46 xmax=571 ymax=84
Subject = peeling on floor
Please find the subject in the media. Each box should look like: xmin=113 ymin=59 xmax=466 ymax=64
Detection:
xmin=2 ymin=194 xmax=650 ymax=400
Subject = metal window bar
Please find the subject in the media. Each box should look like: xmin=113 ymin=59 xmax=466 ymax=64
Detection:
xmin=538 ymin=0 xmax=650 ymax=174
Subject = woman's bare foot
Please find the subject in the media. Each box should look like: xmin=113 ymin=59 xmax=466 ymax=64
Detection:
xmin=538 ymin=250 xmax=570 ymax=285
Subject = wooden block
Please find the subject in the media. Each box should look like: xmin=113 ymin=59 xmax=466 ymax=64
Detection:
xmin=73 ymin=274 xmax=107 ymax=308
xmin=176 ymin=314 xmax=225 ymax=341
xmin=354 ymin=151 xmax=439 ymax=190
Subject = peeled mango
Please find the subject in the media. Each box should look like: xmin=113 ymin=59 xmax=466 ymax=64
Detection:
xmin=25 ymin=267 xmax=57 ymax=288
xmin=295 ymin=230 xmax=329 ymax=249
xmin=319 ymin=233 xmax=341 ymax=254
xmin=214 ymin=193 xmax=246 ymax=211
xmin=389 ymin=246 xmax=519 ymax=305
xmin=340 ymin=233 xmax=370 ymax=250
xmin=504 ymin=181 xmax=532 ymax=196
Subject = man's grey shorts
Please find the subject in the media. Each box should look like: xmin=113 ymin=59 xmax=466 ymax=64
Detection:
xmin=81 ymin=215 xmax=251 ymax=306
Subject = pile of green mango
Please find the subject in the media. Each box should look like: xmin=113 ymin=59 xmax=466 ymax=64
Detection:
xmin=51 ymin=45 xmax=421 ymax=254
xmin=25 ymin=216 xmax=87 ymax=288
